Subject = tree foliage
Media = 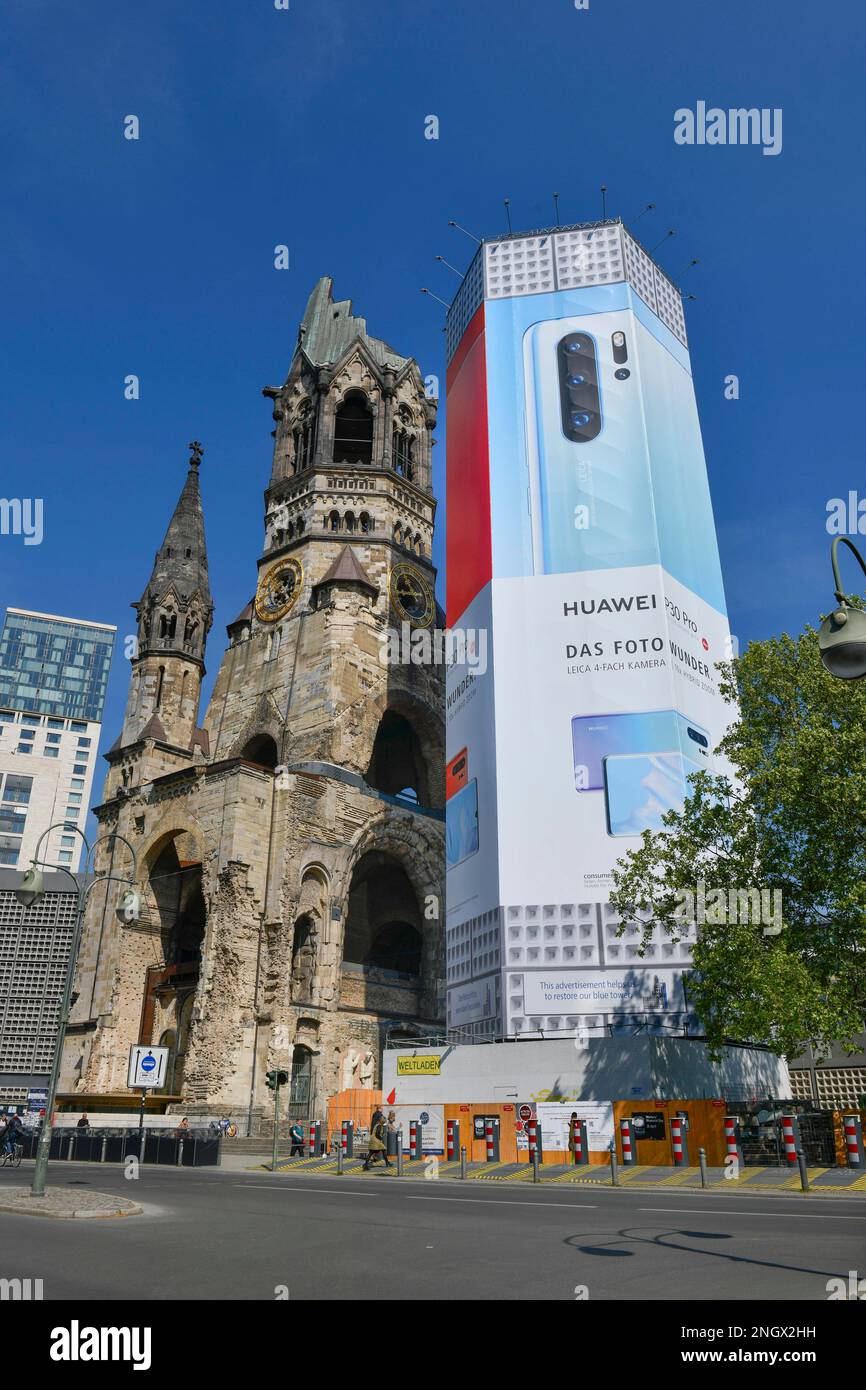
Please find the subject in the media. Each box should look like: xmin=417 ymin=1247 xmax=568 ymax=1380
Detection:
xmin=608 ymin=625 xmax=866 ymax=1057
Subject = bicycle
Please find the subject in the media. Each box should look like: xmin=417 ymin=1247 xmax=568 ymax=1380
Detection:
xmin=0 ymin=1142 xmax=23 ymax=1168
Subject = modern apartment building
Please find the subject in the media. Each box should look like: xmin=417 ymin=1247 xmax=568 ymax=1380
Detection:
xmin=0 ymin=609 xmax=116 ymax=874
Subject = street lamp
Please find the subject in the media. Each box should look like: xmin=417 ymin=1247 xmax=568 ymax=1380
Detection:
xmin=818 ymin=537 xmax=866 ymax=679
xmin=12 ymin=824 xmax=139 ymax=1198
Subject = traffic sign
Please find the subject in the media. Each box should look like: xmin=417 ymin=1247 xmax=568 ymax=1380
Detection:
xmin=127 ymin=1045 xmax=169 ymax=1090
xmin=518 ymin=1104 xmax=533 ymax=1122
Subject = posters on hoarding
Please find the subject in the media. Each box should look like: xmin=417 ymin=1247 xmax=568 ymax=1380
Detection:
xmin=535 ymin=1101 xmax=614 ymax=1152
xmin=390 ymin=1104 xmax=444 ymax=1156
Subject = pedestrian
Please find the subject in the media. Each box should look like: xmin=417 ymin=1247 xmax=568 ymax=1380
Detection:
xmin=218 ymin=1115 xmax=230 ymax=1135
xmin=175 ymin=1116 xmax=190 ymax=1138
xmin=363 ymin=1110 xmax=391 ymax=1170
xmin=77 ymin=1111 xmax=89 ymax=1129
xmin=567 ymin=1112 xmax=579 ymax=1165
xmin=288 ymin=1120 xmax=304 ymax=1156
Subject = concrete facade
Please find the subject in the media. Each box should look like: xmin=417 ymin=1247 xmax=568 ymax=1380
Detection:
xmin=61 ymin=279 xmax=445 ymax=1132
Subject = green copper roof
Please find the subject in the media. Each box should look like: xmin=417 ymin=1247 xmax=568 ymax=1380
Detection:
xmin=297 ymin=277 xmax=409 ymax=372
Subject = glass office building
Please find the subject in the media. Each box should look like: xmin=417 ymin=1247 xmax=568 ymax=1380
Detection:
xmin=0 ymin=610 xmax=116 ymax=873
xmin=0 ymin=609 xmax=114 ymax=723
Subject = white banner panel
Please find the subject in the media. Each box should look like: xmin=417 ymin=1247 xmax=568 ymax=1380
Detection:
xmin=523 ymin=968 xmax=686 ymax=1016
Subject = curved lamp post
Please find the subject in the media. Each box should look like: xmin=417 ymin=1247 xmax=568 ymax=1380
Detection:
xmin=13 ymin=825 xmax=139 ymax=1198
xmin=818 ymin=537 xmax=866 ymax=680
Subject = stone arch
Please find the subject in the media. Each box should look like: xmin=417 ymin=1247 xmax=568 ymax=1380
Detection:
xmin=240 ymin=732 xmax=279 ymax=769
xmin=364 ymin=689 xmax=445 ymax=809
xmin=143 ymin=827 xmax=207 ymax=969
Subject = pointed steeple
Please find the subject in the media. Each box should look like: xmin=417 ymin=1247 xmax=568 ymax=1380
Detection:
xmin=138 ymin=441 xmax=212 ymax=631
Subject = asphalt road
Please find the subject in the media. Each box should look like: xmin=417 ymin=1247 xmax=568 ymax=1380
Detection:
xmin=1 ymin=1160 xmax=863 ymax=1300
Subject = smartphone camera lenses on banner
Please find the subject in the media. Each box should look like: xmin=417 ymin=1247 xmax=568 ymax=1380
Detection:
xmin=557 ymin=332 xmax=601 ymax=442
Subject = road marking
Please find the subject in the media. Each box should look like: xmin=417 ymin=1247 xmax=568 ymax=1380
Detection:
xmin=233 ymin=1184 xmax=380 ymax=1197
xmin=404 ymin=1194 xmax=597 ymax=1209
xmin=639 ymin=1206 xmax=866 ymax=1220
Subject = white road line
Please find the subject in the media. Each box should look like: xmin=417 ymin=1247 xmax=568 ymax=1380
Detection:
xmin=639 ymin=1207 xmax=866 ymax=1220
xmin=404 ymin=1194 xmax=597 ymax=1209
xmin=233 ymin=1184 xmax=380 ymax=1196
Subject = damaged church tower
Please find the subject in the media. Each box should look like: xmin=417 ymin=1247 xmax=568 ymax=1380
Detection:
xmin=63 ymin=279 xmax=445 ymax=1129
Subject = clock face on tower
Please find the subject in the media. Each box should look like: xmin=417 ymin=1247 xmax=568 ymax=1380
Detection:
xmin=390 ymin=562 xmax=435 ymax=628
xmin=254 ymin=558 xmax=303 ymax=623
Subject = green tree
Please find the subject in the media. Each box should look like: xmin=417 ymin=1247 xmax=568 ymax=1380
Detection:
xmin=608 ymin=624 xmax=866 ymax=1057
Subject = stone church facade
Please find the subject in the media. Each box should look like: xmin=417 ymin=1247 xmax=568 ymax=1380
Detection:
xmin=61 ymin=278 xmax=445 ymax=1131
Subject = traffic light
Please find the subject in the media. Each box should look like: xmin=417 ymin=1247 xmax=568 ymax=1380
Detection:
xmin=266 ymin=1070 xmax=289 ymax=1090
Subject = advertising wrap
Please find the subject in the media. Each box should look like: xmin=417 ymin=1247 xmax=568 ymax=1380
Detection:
xmin=445 ymin=223 xmax=733 ymax=1037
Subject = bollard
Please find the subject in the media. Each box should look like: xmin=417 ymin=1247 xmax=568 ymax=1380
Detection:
xmin=100 ymin=1134 xmax=108 ymax=1164
xmin=570 ymin=1118 xmax=589 ymax=1166
xmin=484 ymin=1117 xmax=500 ymax=1162
xmin=842 ymin=1114 xmax=865 ymax=1167
xmin=446 ymin=1118 xmax=460 ymax=1162
xmin=609 ymin=1139 xmax=619 ymax=1186
xmin=340 ymin=1119 xmax=353 ymax=1158
xmin=698 ymin=1146 xmax=708 ymax=1188
xmin=619 ymin=1117 xmax=636 ymax=1165
xmin=66 ymin=1134 xmax=74 ymax=1161
xmin=527 ymin=1117 xmax=543 ymax=1165
xmin=396 ymin=1133 xmax=404 ymax=1176
xmin=337 ymin=1142 xmax=344 ymax=1175
xmin=177 ymin=1138 xmax=184 ymax=1167
xmin=460 ymin=1143 xmax=467 ymax=1180
xmin=307 ymin=1120 xmax=322 ymax=1157
xmin=780 ymin=1114 xmax=800 ymax=1166
xmin=723 ymin=1116 xmax=744 ymax=1168
xmin=796 ymin=1147 xmax=809 ymax=1192
xmin=409 ymin=1120 xmax=423 ymax=1161
xmin=671 ymin=1116 xmax=689 ymax=1167
xmin=532 ymin=1150 xmax=540 ymax=1184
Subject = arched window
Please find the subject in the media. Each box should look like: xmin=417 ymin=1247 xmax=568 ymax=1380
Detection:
xmin=286 ymin=521 xmax=295 ymax=539
xmin=155 ymin=665 xmax=165 ymax=710
xmin=333 ymin=391 xmax=373 ymax=467
xmin=393 ymin=523 xmax=403 ymax=547
xmin=414 ymin=534 xmax=422 ymax=555
xmin=366 ymin=709 xmax=430 ymax=804
xmin=344 ymin=511 xmax=355 ymax=533
xmin=329 ymin=510 xmax=341 ymax=532
xmin=241 ymin=733 xmax=279 ymax=768
xmin=184 ymin=616 xmax=199 ymax=648
xmin=159 ymin=612 xmax=177 ymax=640
xmin=359 ymin=512 xmax=371 ymax=533
xmin=296 ymin=515 xmax=305 ymax=535
xmin=342 ymin=851 xmax=422 ymax=978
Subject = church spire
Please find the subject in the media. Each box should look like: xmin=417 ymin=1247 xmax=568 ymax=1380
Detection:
xmin=118 ymin=443 xmax=215 ymax=754
xmin=138 ymin=441 xmax=213 ymax=634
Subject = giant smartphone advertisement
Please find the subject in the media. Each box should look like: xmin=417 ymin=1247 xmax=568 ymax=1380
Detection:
xmin=446 ymin=228 xmax=733 ymax=1032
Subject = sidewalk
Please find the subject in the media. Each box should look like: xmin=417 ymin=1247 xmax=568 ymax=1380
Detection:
xmin=253 ymin=1154 xmax=866 ymax=1197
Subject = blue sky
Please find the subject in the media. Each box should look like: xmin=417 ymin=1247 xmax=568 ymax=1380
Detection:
xmin=2 ymin=0 xmax=864 ymax=822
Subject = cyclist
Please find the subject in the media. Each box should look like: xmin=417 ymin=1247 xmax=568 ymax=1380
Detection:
xmin=2 ymin=1112 xmax=23 ymax=1158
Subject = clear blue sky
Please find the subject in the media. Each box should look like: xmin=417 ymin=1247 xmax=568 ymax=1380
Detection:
xmin=2 ymin=0 xmax=864 ymax=823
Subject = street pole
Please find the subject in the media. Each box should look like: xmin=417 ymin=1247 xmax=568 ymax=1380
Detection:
xmin=271 ymin=1080 xmax=281 ymax=1172
xmin=138 ymin=1088 xmax=147 ymax=1164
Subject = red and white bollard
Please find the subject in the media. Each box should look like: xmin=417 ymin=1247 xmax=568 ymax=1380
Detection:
xmin=446 ymin=1117 xmax=460 ymax=1161
xmin=485 ymin=1117 xmax=500 ymax=1162
xmin=724 ymin=1116 xmax=744 ymax=1167
xmin=570 ymin=1117 xmax=589 ymax=1166
xmin=409 ymin=1120 xmax=422 ymax=1160
xmin=619 ymin=1117 xmax=636 ymax=1165
xmin=340 ymin=1119 xmax=353 ymax=1158
xmin=780 ymin=1114 xmax=800 ymax=1166
xmin=670 ymin=1115 xmax=689 ymax=1167
xmin=842 ymin=1114 xmax=865 ymax=1167
xmin=527 ymin=1117 xmax=543 ymax=1165
xmin=307 ymin=1120 xmax=322 ymax=1157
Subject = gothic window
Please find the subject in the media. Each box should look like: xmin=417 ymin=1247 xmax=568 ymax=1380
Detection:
xmin=184 ymin=616 xmax=199 ymax=648
xmin=366 ymin=709 xmax=430 ymax=804
xmin=343 ymin=852 xmax=423 ymax=978
xmin=359 ymin=512 xmax=371 ymax=533
xmin=393 ymin=408 xmax=416 ymax=481
xmin=333 ymin=390 xmax=373 ymax=467
xmin=393 ymin=523 xmax=403 ymax=547
xmin=155 ymin=665 xmax=165 ymax=710
xmin=159 ymin=612 xmax=177 ymax=640
xmin=414 ymin=533 xmax=422 ymax=556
